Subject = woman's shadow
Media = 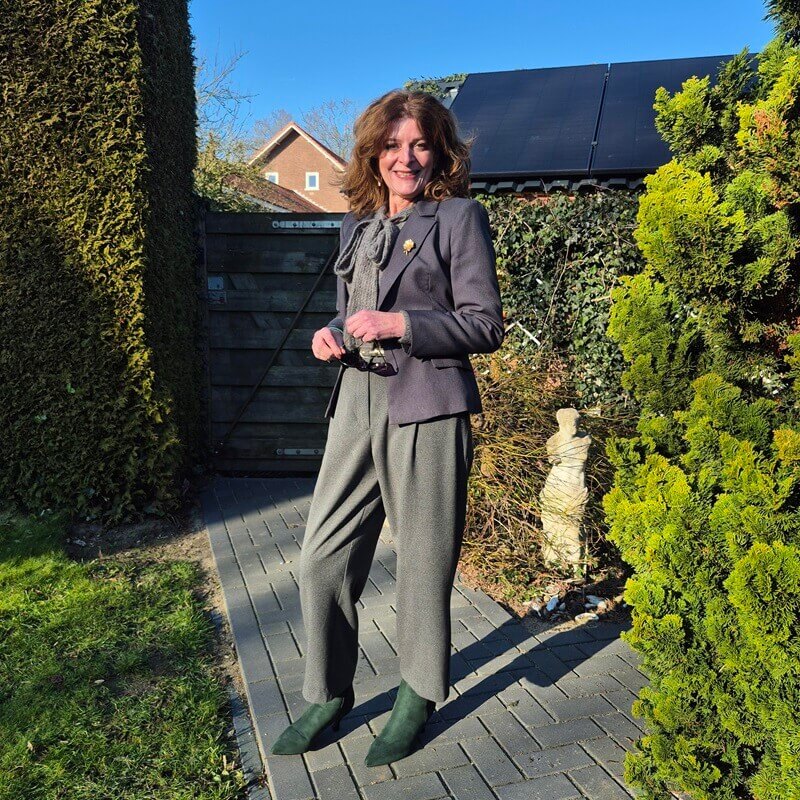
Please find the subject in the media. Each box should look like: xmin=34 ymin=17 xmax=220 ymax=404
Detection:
xmin=311 ymin=547 xmax=635 ymax=749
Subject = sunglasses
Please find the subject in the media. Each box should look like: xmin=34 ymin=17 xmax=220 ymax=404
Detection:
xmin=340 ymin=349 xmax=397 ymax=376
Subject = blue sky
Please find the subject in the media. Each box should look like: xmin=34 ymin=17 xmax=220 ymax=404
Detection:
xmin=188 ymin=0 xmax=777 ymax=134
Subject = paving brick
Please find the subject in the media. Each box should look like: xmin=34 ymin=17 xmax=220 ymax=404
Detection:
xmin=534 ymin=627 xmax=595 ymax=647
xmin=495 ymin=620 xmax=535 ymax=647
xmin=556 ymin=672 xmax=625 ymax=698
xmin=603 ymin=688 xmax=639 ymax=716
xmin=361 ymin=772 xmax=448 ymax=800
xmin=263 ymin=754 xmax=315 ymax=800
xmin=496 ymin=772 xmax=581 ymax=799
xmin=586 ymin=621 xmax=632 ymax=641
xmin=302 ymin=722 xmax=347 ymax=771
xmin=453 ymin=671 xmax=512 ymax=697
xmin=451 ymin=623 xmax=481 ymax=652
xmin=461 ymin=613 xmax=501 ymax=641
xmin=247 ymin=678 xmax=287 ymax=718
xmin=610 ymin=665 xmax=649 ymax=694
xmin=594 ymin=712 xmax=645 ymax=746
xmin=568 ymin=764 xmax=633 ymax=799
xmin=581 ymin=737 xmax=628 ymax=779
xmin=462 ymin=735 xmax=524 ymax=787
xmin=283 ymin=689 xmax=310 ymax=722
xmin=506 ymin=693 xmax=554 ymax=729
xmin=257 ymin=710 xmax=292 ymax=756
xmin=515 ymin=742 xmax=594 ymax=778
xmin=571 ymin=653 xmax=631 ymax=677
xmin=440 ymin=763 xmax=495 ymax=800
xmin=391 ymin=741 xmax=469 ymax=777
xmin=309 ymin=764 xmax=361 ymax=800
xmin=228 ymin=687 xmax=267 ymax=797
xmin=340 ymin=735 xmax=393 ymax=786
xmin=512 ymin=671 xmax=568 ymax=707
xmin=420 ymin=714 xmax=489 ymax=745
xmin=533 ymin=717 xmax=606 ymax=748
xmin=540 ymin=694 xmax=616 ymax=722
xmin=616 ymin=646 xmax=643 ymax=669
xmin=361 ymin=629 xmax=397 ymax=663
xmin=575 ymin=637 xmax=612 ymax=658
xmin=265 ymin=631 xmax=302 ymax=662
xmin=303 ymin=738 xmax=345 ymax=772
xmin=479 ymin=710 xmax=541 ymax=761
xmin=548 ymin=644 xmax=587 ymax=664
xmin=438 ymin=692 xmax=505 ymax=720
xmin=471 ymin=650 xmax=528 ymax=676
xmin=525 ymin=650 xmax=572 ymax=681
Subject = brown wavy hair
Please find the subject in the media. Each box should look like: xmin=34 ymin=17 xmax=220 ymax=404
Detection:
xmin=341 ymin=90 xmax=471 ymax=218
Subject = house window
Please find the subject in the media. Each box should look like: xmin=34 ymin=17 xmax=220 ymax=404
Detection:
xmin=264 ymin=172 xmax=279 ymax=184
xmin=305 ymin=172 xmax=319 ymax=190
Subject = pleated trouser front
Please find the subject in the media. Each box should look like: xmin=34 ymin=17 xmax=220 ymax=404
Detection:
xmin=299 ymin=365 xmax=473 ymax=704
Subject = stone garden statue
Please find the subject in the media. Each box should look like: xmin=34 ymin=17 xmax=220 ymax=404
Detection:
xmin=539 ymin=407 xmax=591 ymax=572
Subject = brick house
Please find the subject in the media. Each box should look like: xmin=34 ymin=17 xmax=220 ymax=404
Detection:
xmin=248 ymin=122 xmax=349 ymax=212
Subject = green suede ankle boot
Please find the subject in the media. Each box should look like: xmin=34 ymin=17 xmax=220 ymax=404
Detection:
xmin=365 ymin=679 xmax=436 ymax=766
xmin=270 ymin=686 xmax=354 ymax=755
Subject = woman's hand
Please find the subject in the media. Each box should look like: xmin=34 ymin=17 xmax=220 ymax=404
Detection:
xmin=345 ymin=311 xmax=406 ymax=342
xmin=312 ymin=326 xmax=345 ymax=362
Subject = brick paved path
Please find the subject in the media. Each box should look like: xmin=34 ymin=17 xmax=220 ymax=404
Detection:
xmin=200 ymin=477 xmax=646 ymax=800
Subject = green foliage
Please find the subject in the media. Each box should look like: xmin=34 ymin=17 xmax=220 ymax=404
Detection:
xmin=0 ymin=513 xmax=245 ymax=799
xmin=653 ymin=51 xmax=757 ymax=178
xmin=194 ymin=131 xmax=266 ymax=212
xmin=605 ymin=378 xmax=800 ymax=799
xmin=765 ymin=0 xmax=800 ymax=45
xmin=605 ymin=18 xmax=800 ymax=799
xmin=403 ymin=73 xmax=466 ymax=99
xmin=737 ymin=52 xmax=800 ymax=208
xmin=478 ymin=192 xmax=644 ymax=406
xmin=0 ymin=0 xmax=200 ymax=521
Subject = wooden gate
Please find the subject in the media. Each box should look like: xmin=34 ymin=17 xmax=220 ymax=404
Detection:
xmin=202 ymin=211 xmax=345 ymax=473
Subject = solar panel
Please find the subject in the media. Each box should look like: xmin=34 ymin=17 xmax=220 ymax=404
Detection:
xmin=451 ymin=65 xmax=608 ymax=177
xmin=591 ymin=55 xmax=737 ymax=175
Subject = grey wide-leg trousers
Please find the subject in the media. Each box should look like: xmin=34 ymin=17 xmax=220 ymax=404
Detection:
xmin=300 ymin=366 xmax=473 ymax=705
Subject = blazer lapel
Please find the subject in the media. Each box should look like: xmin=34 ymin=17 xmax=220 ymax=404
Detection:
xmin=378 ymin=200 xmax=438 ymax=309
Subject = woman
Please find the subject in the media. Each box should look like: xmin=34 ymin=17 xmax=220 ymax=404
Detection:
xmin=271 ymin=89 xmax=504 ymax=766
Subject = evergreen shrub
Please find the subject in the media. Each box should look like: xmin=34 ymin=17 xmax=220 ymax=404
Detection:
xmin=604 ymin=34 xmax=800 ymax=799
xmin=0 ymin=0 xmax=200 ymax=521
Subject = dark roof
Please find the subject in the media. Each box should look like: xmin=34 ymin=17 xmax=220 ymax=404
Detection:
xmin=450 ymin=55 xmax=753 ymax=193
xmin=222 ymin=173 xmax=324 ymax=212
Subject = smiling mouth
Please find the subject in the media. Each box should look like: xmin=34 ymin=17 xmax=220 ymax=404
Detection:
xmin=394 ymin=171 xmax=418 ymax=178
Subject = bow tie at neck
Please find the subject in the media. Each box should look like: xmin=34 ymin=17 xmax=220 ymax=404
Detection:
xmin=333 ymin=205 xmax=414 ymax=284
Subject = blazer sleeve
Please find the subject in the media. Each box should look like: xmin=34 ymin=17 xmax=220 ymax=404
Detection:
xmin=401 ymin=200 xmax=504 ymax=358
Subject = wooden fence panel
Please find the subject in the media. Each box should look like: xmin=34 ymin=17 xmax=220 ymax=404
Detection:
xmin=203 ymin=211 xmax=344 ymax=473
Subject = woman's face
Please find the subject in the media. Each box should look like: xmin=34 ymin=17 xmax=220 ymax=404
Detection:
xmin=377 ymin=117 xmax=434 ymax=204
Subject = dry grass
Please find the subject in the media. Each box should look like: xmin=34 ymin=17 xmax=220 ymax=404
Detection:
xmin=462 ymin=349 xmax=637 ymax=607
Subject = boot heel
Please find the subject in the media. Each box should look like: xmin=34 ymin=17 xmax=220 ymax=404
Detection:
xmin=331 ymin=686 xmax=355 ymax=731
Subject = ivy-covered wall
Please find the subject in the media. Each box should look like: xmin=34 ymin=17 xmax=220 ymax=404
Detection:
xmin=0 ymin=0 xmax=200 ymax=522
xmin=479 ymin=192 xmax=643 ymax=407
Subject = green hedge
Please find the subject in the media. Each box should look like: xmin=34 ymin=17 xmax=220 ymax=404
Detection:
xmin=0 ymin=0 xmax=200 ymax=522
xmin=604 ymin=34 xmax=800 ymax=799
xmin=478 ymin=192 xmax=643 ymax=407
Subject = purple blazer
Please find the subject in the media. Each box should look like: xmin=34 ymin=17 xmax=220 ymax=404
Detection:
xmin=324 ymin=197 xmax=504 ymax=425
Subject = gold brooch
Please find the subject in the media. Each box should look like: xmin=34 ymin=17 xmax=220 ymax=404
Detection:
xmin=402 ymin=239 xmax=415 ymax=254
